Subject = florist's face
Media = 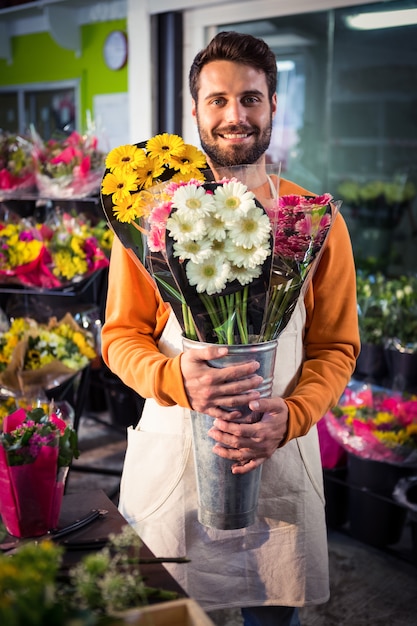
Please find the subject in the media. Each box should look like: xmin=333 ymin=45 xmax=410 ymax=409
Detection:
xmin=192 ymin=60 xmax=276 ymax=168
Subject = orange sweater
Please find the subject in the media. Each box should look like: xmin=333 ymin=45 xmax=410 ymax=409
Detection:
xmin=101 ymin=178 xmax=360 ymax=443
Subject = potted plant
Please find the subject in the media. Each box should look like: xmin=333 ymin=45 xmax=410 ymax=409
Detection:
xmin=355 ymin=272 xmax=417 ymax=391
xmin=337 ymin=176 xmax=416 ymax=272
xmin=355 ymin=272 xmax=391 ymax=384
xmin=0 ymin=524 xmax=211 ymax=625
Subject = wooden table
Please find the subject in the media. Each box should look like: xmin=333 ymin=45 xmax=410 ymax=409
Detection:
xmin=58 ymin=489 xmax=186 ymax=597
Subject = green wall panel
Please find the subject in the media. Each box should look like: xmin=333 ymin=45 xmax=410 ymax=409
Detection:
xmin=0 ymin=18 xmax=128 ymax=132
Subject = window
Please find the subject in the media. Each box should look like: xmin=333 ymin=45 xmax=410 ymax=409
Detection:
xmin=0 ymin=81 xmax=79 ymax=139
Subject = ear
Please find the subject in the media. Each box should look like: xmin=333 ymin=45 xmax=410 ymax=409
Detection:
xmin=191 ymin=98 xmax=197 ymax=123
xmin=271 ymin=93 xmax=277 ymax=119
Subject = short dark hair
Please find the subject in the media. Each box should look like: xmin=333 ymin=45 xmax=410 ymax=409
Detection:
xmin=189 ymin=31 xmax=277 ymax=102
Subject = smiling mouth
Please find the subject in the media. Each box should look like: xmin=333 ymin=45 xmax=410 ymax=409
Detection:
xmin=221 ymin=132 xmax=251 ymax=140
xmin=217 ymin=127 xmax=255 ymax=141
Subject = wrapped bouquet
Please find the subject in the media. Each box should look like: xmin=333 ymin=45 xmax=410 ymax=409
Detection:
xmin=32 ymin=128 xmax=106 ymax=199
xmin=101 ymin=133 xmax=339 ymax=345
xmin=42 ymin=210 xmax=111 ymax=284
xmin=0 ymin=313 xmax=97 ymax=396
xmin=0 ymin=207 xmax=111 ymax=289
xmin=0 ymin=404 xmax=79 ymax=537
xmin=324 ymin=381 xmax=417 ymax=466
xmin=0 ymin=132 xmax=36 ymax=197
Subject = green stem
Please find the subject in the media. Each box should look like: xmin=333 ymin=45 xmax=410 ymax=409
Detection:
xmin=235 ymin=288 xmax=248 ymax=344
xmin=263 ymin=278 xmax=301 ymax=341
xmin=200 ymin=294 xmax=225 ymax=343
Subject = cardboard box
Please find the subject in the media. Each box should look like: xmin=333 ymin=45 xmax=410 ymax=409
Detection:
xmin=117 ymin=599 xmax=216 ymax=625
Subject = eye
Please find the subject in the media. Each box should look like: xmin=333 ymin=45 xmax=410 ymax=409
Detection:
xmin=209 ymin=97 xmax=226 ymax=106
xmin=242 ymin=95 xmax=261 ymax=105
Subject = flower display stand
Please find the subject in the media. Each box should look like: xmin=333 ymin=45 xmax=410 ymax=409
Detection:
xmin=348 ymin=454 xmax=414 ymax=548
xmin=354 ymin=343 xmax=388 ymax=386
xmin=323 ymin=467 xmax=349 ymax=529
xmin=116 ymin=599 xmax=215 ymax=626
xmin=384 ymin=349 xmax=417 ymax=394
xmin=323 ymin=456 xmax=417 ymax=563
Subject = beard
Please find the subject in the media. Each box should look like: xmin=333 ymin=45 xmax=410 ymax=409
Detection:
xmin=197 ymin=118 xmax=273 ymax=167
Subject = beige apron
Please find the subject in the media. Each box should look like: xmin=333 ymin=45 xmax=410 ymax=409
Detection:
xmin=118 ymin=304 xmax=329 ymax=610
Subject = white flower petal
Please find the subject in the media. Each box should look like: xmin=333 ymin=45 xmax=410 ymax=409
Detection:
xmin=173 ymin=238 xmax=212 ymax=263
xmin=229 ymin=264 xmax=262 ymax=286
xmin=172 ymin=183 xmax=215 ymax=219
xmin=226 ymin=206 xmax=271 ymax=249
xmin=186 ymin=257 xmax=231 ymax=295
xmin=213 ymin=181 xmax=257 ymax=220
xmin=166 ymin=212 xmax=206 ymax=243
xmin=229 ymin=241 xmax=271 ymax=269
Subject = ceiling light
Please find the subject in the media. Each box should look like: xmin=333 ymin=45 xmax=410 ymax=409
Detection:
xmin=345 ymin=8 xmax=417 ymax=30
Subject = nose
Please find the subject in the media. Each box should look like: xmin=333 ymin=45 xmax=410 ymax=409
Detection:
xmin=224 ymin=99 xmax=247 ymax=125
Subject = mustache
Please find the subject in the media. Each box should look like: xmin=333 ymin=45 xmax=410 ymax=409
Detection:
xmin=215 ymin=125 xmax=258 ymax=134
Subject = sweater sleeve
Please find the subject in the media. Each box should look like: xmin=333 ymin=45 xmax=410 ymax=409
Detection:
xmin=101 ymin=238 xmax=192 ymax=408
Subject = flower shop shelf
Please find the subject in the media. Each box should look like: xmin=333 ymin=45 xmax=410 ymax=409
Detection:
xmin=324 ymin=460 xmax=417 ymax=567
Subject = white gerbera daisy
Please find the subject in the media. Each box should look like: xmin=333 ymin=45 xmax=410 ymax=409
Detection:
xmin=172 ymin=183 xmax=215 ymax=218
xmin=229 ymin=241 xmax=271 ymax=269
xmin=210 ymin=239 xmax=228 ymax=257
xmin=173 ymin=237 xmax=213 ymax=263
xmin=186 ymin=257 xmax=231 ymax=295
xmin=213 ymin=181 xmax=257 ymax=220
xmin=204 ymin=213 xmax=228 ymax=241
xmin=166 ymin=212 xmax=206 ymax=243
xmin=226 ymin=206 xmax=271 ymax=249
xmin=229 ymin=263 xmax=263 ymax=286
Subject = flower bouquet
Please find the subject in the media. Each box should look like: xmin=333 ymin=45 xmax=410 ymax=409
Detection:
xmin=0 ymin=404 xmax=79 ymax=537
xmin=32 ymin=128 xmax=106 ymax=199
xmin=0 ymin=208 xmax=60 ymax=289
xmin=0 ymin=313 xmax=97 ymax=397
xmin=101 ymin=133 xmax=339 ymax=346
xmin=41 ymin=209 xmax=111 ymax=286
xmin=0 ymin=132 xmax=36 ymax=198
xmin=324 ymin=381 xmax=417 ymax=466
xmin=0 ymin=206 xmax=111 ymax=290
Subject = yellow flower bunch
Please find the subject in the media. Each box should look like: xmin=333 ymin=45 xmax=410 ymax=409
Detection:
xmin=0 ymin=316 xmax=97 ymax=382
xmin=101 ymin=133 xmax=207 ymax=224
xmin=0 ymin=223 xmax=43 ymax=271
xmin=47 ymin=214 xmax=111 ymax=283
xmin=24 ymin=322 xmax=96 ymax=371
xmin=327 ymin=386 xmax=417 ymax=464
xmin=0 ymin=318 xmax=34 ymax=372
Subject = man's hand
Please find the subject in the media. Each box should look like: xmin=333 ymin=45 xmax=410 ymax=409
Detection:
xmin=207 ymin=397 xmax=289 ymax=474
xmin=180 ymin=345 xmax=263 ymax=420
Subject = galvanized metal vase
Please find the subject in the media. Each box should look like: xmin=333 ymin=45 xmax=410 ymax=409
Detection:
xmin=183 ymin=337 xmax=278 ymax=530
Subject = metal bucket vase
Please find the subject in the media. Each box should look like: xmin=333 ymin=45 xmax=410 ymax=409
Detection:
xmin=183 ymin=337 xmax=278 ymax=530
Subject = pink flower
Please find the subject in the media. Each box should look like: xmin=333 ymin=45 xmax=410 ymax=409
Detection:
xmin=148 ymin=224 xmax=166 ymax=252
xmin=149 ymin=201 xmax=172 ymax=226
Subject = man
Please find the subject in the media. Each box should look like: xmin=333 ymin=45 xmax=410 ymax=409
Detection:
xmin=101 ymin=31 xmax=360 ymax=626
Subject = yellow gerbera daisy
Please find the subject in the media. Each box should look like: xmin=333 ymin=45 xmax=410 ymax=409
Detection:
xmin=105 ymin=144 xmax=146 ymax=172
xmin=101 ymin=170 xmax=138 ymax=203
xmin=169 ymin=144 xmax=207 ymax=174
xmin=135 ymin=158 xmax=166 ymax=189
xmin=146 ymin=133 xmax=185 ymax=165
xmin=112 ymin=195 xmax=141 ymax=224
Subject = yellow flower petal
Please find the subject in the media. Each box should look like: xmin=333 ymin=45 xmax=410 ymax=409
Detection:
xmin=105 ymin=144 xmax=146 ymax=172
xmin=146 ymin=133 xmax=185 ymax=165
